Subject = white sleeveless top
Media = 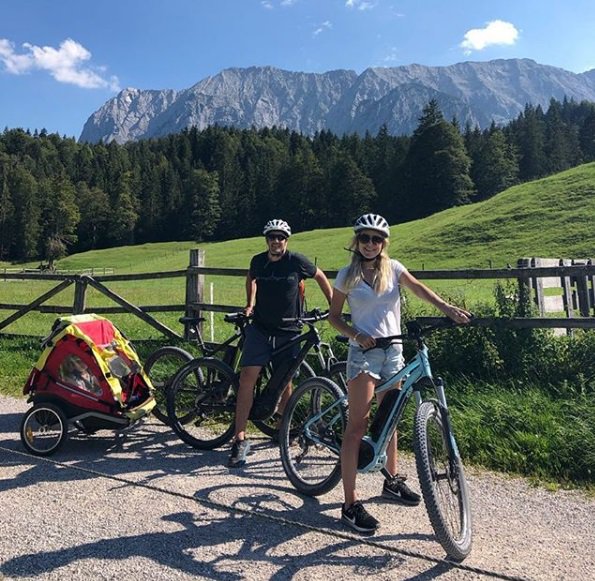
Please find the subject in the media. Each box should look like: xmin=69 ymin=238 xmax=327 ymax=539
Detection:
xmin=334 ymin=259 xmax=407 ymax=344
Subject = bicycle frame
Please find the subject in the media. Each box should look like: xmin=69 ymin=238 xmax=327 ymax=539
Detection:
xmin=249 ymin=322 xmax=325 ymax=421
xmin=302 ymin=334 xmax=459 ymax=474
xmin=307 ymin=340 xmax=339 ymax=374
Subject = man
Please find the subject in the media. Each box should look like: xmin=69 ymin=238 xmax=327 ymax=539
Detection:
xmin=228 ymin=219 xmax=333 ymax=467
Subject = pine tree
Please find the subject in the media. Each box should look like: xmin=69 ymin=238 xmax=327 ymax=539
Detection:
xmin=76 ymin=182 xmax=110 ymax=251
xmin=0 ymin=167 xmax=15 ymax=260
xmin=325 ymin=151 xmax=376 ymax=227
xmin=471 ymin=127 xmax=519 ymax=200
xmin=186 ymin=168 xmax=221 ymax=241
xmin=402 ymin=100 xmax=474 ymax=220
xmin=10 ymin=166 xmax=41 ymax=260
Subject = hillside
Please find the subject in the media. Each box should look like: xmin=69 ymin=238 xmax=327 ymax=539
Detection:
xmin=35 ymin=162 xmax=594 ymax=275
xmin=2 ymin=162 xmax=593 ymax=280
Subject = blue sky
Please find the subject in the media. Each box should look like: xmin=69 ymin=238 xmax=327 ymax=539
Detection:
xmin=2 ymin=0 xmax=595 ymax=139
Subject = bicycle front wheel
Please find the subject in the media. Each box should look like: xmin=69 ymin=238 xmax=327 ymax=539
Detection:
xmin=253 ymin=360 xmax=316 ymax=438
xmin=167 ymin=357 xmax=237 ymax=450
xmin=414 ymin=400 xmax=472 ymax=561
xmin=143 ymin=346 xmax=193 ymax=424
xmin=279 ymin=377 xmax=346 ymax=496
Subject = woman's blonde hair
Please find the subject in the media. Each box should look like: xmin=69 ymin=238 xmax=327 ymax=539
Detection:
xmin=342 ymin=234 xmax=392 ymax=294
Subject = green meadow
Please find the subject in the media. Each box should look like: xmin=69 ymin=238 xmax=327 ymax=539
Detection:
xmin=2 ymin=162 xmax=594 ymax=338
xmin=1 ymin=163 xmax=594 ymax=486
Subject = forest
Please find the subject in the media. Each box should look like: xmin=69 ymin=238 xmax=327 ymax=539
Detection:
xmin=1 ymin=97 xmax=595 ymax=264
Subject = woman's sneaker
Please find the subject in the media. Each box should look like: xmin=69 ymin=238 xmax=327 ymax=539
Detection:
xmin=382 ymin=474 xmax=421 ymax=505
xmin=341 ymin=501 xmax=379 ymax=534
xmin=228 ymin=439 xmax=251 ymax=467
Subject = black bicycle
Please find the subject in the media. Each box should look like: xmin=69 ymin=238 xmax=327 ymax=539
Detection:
xmin=144 ymin=313 xmax=316 ymax=425
xmin=307 ymin=335 xmax=348 ymax=391
xmin=166 ymin=309 xmax=329 ymax=450
xmin=279 ymin=318 xmax=472 ymax=561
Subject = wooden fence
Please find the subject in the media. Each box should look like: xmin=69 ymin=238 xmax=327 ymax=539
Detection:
xmin=1 ymin=250 xmax=594 ymax=338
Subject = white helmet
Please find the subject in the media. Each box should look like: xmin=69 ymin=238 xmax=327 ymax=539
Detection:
xmin=353 ymin=213 xmax=390 ymax=237
xmin=263 ymin=219 xmax=292 ymax=237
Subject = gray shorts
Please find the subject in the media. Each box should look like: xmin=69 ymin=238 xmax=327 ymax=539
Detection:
xmin=240 ymin=324 xmax=300 ymax=368
xmin=347 ymin=343 xmax=404 ymax=385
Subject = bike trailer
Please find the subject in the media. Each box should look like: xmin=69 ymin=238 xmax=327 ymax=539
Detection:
xmin=21 ymin=314 xmax=156 ymax=455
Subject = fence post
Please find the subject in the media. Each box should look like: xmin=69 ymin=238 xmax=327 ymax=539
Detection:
xmin=560 ymin=259 xmax=574 ymax=319
xmin=517 ymin=258 xmax=534 ymax=315
xmin=185 ymin=249 xmax=205 ymax=340
xmin=73 ymin=276 xmax=88 ymax=314
xmin=572 ymin=259 xmax=591 ymax=317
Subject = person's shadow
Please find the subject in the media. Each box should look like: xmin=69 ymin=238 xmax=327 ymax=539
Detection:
xmin=0 ymin=487 xmax=432 ymax=580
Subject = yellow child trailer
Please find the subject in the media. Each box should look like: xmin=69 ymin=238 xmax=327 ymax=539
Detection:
xmin=20 ymin=314 xmax=155 ymax=456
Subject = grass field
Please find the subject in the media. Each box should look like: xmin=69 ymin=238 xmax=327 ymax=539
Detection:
xmin=2 ymin=164 xmax=594 ymax=485
xmin=2 ymin=162 xmax=594 ymax=339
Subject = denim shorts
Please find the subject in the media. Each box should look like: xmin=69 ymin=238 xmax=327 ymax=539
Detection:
xmin=347 ymin=343 xmax=404 ymax=385
xmin=240 ymin=324 xmax=300 ymax=368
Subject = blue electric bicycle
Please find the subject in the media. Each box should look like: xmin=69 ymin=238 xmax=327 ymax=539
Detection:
xmin=279 ymin=318 xmax=472 ymax=561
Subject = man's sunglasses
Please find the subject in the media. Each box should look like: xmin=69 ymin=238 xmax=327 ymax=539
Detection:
xmin=357 ymin=233 xmax=385 ymax=245
xmin=266 ymin=234 xmax=288 ymax=242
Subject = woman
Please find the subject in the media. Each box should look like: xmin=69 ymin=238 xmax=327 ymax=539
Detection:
xmin=328 ymin=213 xmax=470 ymax=534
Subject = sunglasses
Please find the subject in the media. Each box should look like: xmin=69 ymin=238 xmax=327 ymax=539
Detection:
xmin=357 ymin=233 xmax=385 ymax=245
xmin=266 ymin=234 xmax=288 ymax=242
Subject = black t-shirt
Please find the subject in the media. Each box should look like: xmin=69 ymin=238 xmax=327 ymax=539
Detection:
xmin=249 ymin=250 xmax=317 ymax=333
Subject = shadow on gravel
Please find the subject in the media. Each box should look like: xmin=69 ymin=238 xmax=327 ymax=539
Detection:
xmin=0 ymin=412 xmax=22 ymax=434
xmin=0 ymin=418 xmax=239 ymax=493
xmin=0 ymin=497 xmax=449 ymax=580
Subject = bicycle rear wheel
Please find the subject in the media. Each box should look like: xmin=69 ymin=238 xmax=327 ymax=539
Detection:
xmin=253 ymin=360 xmax=315 ymax=438
xmin=414 ymin=400 xmax=472 ymax=561
xmin=279 ymin=377 xmax=346 ymax=496
xmin=167 ymin=357 xmax=237 ymax=450
xmin=143 ymin=346 xmax=193 ymax=424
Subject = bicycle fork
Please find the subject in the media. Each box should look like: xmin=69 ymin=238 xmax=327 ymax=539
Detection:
xmin=432 ymin=377 xmax=461 ymax=461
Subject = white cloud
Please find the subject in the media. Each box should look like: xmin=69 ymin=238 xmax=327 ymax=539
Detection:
xmin=345 ymin=0 xmax=376 ymax=10
xmin=460 ymin=20 xmax=519 ymax=54
xmin=383 ymin=47 xmax=399 ymax=64
xmin=0 ymin=38 xmax=120 ymax=90
xmin=261 ymin=0 xmax=297 ymax=7
xmin=313 ymin=21 xmax=332 ymax=37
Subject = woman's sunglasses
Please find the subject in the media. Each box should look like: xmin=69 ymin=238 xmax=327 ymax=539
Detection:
xmin=266 ymin=234 xmax=288 ymax=242
xmin=357 ymin=233 xmax=385 ymax=245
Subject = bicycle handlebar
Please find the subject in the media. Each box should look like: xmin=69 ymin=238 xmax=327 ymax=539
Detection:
xmin=223 ymin=312 xmax=251 ymax=325
xmin=281 ymin=308 xmax=329 ymax=324
xmin=358 ymin=316 xmax=473 ymax=349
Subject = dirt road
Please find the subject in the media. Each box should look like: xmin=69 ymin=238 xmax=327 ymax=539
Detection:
xmin=1 ymin=395 xmax=593 ymax=580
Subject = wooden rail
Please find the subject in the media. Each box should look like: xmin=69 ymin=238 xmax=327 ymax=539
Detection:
xmin=1 ymin=251 xmax=594 ymax=337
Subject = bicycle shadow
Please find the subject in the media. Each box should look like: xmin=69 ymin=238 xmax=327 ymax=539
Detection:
xmin=1 ymin=483 xmax=451 ymax=580
xmin=0 ymin=415 xmax=238 ymax=493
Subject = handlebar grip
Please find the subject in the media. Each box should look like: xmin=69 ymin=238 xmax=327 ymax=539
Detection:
xmin=224 ymin=312 xmax=250 ymax=324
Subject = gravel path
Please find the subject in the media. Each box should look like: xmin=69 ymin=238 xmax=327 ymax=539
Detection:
xmin=1 ymin=394 xmax=593 ymax=581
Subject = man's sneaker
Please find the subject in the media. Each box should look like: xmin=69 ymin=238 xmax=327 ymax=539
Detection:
xmin=341 ymin=501 xmax=379 ymax=534
xmin=382 ymin=474 xmax=421 ymax=506
xmin=228 ymin=439 xmax=251 ymax=468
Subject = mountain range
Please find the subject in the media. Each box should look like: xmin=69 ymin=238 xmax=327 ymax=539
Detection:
xmin=79 ymin=58 xmax=595 ymax=144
